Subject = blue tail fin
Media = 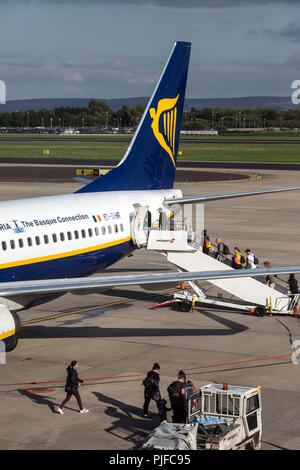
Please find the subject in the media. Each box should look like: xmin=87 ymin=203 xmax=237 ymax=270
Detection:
xmin=76 ymin=41 xmax=191 ymax=193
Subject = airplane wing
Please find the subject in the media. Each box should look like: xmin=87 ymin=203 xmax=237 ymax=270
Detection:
xmin=164 ymin=186 xmax=300 ymax=205
xmin=1 ymin=266 xmax=300 ymax=297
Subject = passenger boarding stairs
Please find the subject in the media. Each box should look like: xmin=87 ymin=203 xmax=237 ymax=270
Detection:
xmin=145 ymin=228 xmax=292 ymax=314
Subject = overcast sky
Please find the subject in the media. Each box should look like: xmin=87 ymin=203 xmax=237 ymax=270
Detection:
xmin=1 ymin=0 xmax=300 ymax=100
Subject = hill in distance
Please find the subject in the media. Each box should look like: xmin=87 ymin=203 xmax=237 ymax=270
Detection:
xmin=0 ymin=96 xmax=299 ymax=112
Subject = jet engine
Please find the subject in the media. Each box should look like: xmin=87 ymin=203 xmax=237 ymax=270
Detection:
xmin=0 ymin=306 xmax=21 ymax=352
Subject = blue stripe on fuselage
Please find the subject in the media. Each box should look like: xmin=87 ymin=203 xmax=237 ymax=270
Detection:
xmin=0 ymin=240 xmax=134 ymax=282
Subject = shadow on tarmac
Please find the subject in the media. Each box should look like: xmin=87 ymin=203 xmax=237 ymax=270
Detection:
xmin=19 ymin=309 xmax=248 ymax=340
xmin=93 ymin=391 xmax=158 ymax=448
xmin=18 ymin=388 xmax=58 ymax=413
xmin=18 ymin=388 xmax=86 ymax=415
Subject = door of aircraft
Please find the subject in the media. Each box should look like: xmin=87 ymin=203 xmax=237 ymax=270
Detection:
xmin=131 ymin=205 xmax=150 ymax=248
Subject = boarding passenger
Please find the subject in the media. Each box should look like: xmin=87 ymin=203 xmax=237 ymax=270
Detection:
xmin=232 ymin=247 xmax=243 ymax=269
xmin=158 ymin=208 xmax=167 ymax=230
xmin=244 ymin=249 xmax=257 ymax=269
xmin=58 ymin=361 xmax=89 ymax=414
xmin=142 ymin=363 xmax=161 ymax=418
xmin=185 ymin=218 xmax=193 ymax=244
xmin=202 ymin=229 xmax=212 ymax=255
xmin=215 ymin=238 xmax=225 ymax=261
xmin=263 ymin=261 xmax=275 ymax=288
xmin=288 ymin=274 xmax=299 ymax=311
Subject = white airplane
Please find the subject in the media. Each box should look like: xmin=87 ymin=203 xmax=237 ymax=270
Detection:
xmin=1 ymin=41 xmax=300 ymax=352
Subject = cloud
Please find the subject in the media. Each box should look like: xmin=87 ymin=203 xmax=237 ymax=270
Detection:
xmin=269 ymin=18 xmax=300 ymax=42
xmin=67 ymin=72 xmax=85 ymax=82
xmin=0 ymin=54 xmax=43 ymax=69
xmin=60 ymin=56 xmax=159 ymax=87
xmin=61 ymin=58 xmax=129 ymax=71
xmin=249 ymin=18 xmax=300 ymax=43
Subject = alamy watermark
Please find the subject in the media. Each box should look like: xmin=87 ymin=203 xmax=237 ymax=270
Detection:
xmin=0 ymin=340 xmax=6 ymax=364
xmin=291 ymin=80 xmax=300 ymax=105
xmin=0 ymin=80 xmax=6 ymax=105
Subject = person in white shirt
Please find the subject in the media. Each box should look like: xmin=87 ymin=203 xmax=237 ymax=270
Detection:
xmin=245 ymin=249 xmax=256 ymax=269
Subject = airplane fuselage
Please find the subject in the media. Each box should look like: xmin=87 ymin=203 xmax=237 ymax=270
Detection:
xmin=0 ymin=189 xmax=181 ymax=289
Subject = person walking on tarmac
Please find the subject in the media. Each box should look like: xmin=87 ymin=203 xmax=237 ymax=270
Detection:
xmin=57 ymin=361 xmax=89 ymax=414
xmin=142 ymin=363 xmax=161 ymax=418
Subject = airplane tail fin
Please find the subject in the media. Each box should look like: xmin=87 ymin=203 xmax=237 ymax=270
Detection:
xmin=76 ymin=41 xmax=191 ymax=193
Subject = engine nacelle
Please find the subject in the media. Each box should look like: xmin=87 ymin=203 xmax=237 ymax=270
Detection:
xmin=0 ymin=305 xmax=20 ymax=352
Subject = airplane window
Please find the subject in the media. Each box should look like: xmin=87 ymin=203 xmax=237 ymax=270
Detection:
xmin=74 ymin=230 xmax=79 ymax=239
xmin=95 ymin=227 xmax=99 ymax=236
xmin=44 ymin=235 xmax=49 ymax=244
xmin=120 ymin=224 xmax=124 ymax=232
xmin=27 ymin=237 xmax=32 ymax=247
xmin=10 ymin=240 xmax=15 ymax=249
xmin=108 ymin=226 xmax=112 ymax=234
xmin=67 ymin=231 xmax=72 ymax=240
xmin=81 ymin=229 xmax=86 ymax=238
xmin=35 ymin=236 xmax=40 ymax=245
xmin=18 ymin=239 xmax=24 ymax=248
xmin=1 ymin=241 xmax=7 ymax=250
xmin=60 ymin=233 xmax=65 ymax=242
xmin=114 ymin=224 xmax=118 ymax=233
xmin=52 ymin=234 xmax=57 ymax=243
xmin=102 ymin=227 xmax=106 ymax=235
xmin=88 ymin=228 xmax=93 ymax=237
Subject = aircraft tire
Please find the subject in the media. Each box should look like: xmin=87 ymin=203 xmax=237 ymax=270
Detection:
xmin=6 ymin=334 xmax=19 ymax=352
xmin=254 ymin=306 xmax=266 ymax=317
xmin=5 ymin=313 xmax=21 ymax=352
xmin=12 ymin=312 xmax=21 ymax=332
xmin=179 ymin=300 xmax=192 ymax=312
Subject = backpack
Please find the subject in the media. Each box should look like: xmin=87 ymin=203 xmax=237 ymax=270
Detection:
xmin=204 ymin=237 xmax=212 ymax=249
xmin=223 ymin=244 xmax=229 ymax=255
xmin=182 ymin=383 xmax=195 ymax=400
xmin=254 ymin=256 xmax=259 ymax=265
xmin=182 ymin=382 xmax=197 ymax=413
xmin=240 ymin=255 xmax=245 ymax=264
xmin=167 ymin=381 xmax=180 ymax=398
xmin=143 ymin=372 xmax=158 ymax=391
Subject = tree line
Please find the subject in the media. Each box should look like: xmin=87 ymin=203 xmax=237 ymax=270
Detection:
xmin=1 ymin=99 xmax=300 ymax=130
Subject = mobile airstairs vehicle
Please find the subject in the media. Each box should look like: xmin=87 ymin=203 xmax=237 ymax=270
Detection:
xmin=131 ymin=205 xmax=298 ymax=316
xmin=141 ymin=383 xmax=262 ymax=450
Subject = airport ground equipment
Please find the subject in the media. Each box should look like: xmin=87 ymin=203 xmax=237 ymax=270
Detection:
xmin=153 ymin=284 xmax=258 ymax=314
xmin=141 ymin=422 xmax=198 ymax=450
xmin=141 ymin=383 xmax=262 ymax=450
xmin=143 ymin=225 xmax=296 ymax=316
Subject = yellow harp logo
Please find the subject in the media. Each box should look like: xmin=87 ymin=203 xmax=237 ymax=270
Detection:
xmin=150 ymin=94 xmax=179 ymax=167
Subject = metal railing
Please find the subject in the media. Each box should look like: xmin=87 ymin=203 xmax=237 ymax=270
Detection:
xmin=274 ymin=293 xmax=300 ymax=313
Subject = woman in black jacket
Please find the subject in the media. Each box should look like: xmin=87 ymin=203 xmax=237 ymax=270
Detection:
xmin=142 ymin=362 xmax=161 ymax=418
xmin=58 ymin=361 xmax=89 ymax=414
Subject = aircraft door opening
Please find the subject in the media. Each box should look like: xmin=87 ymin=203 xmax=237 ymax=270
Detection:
xmin=131 ymin=205 xmax=150 ymax=248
